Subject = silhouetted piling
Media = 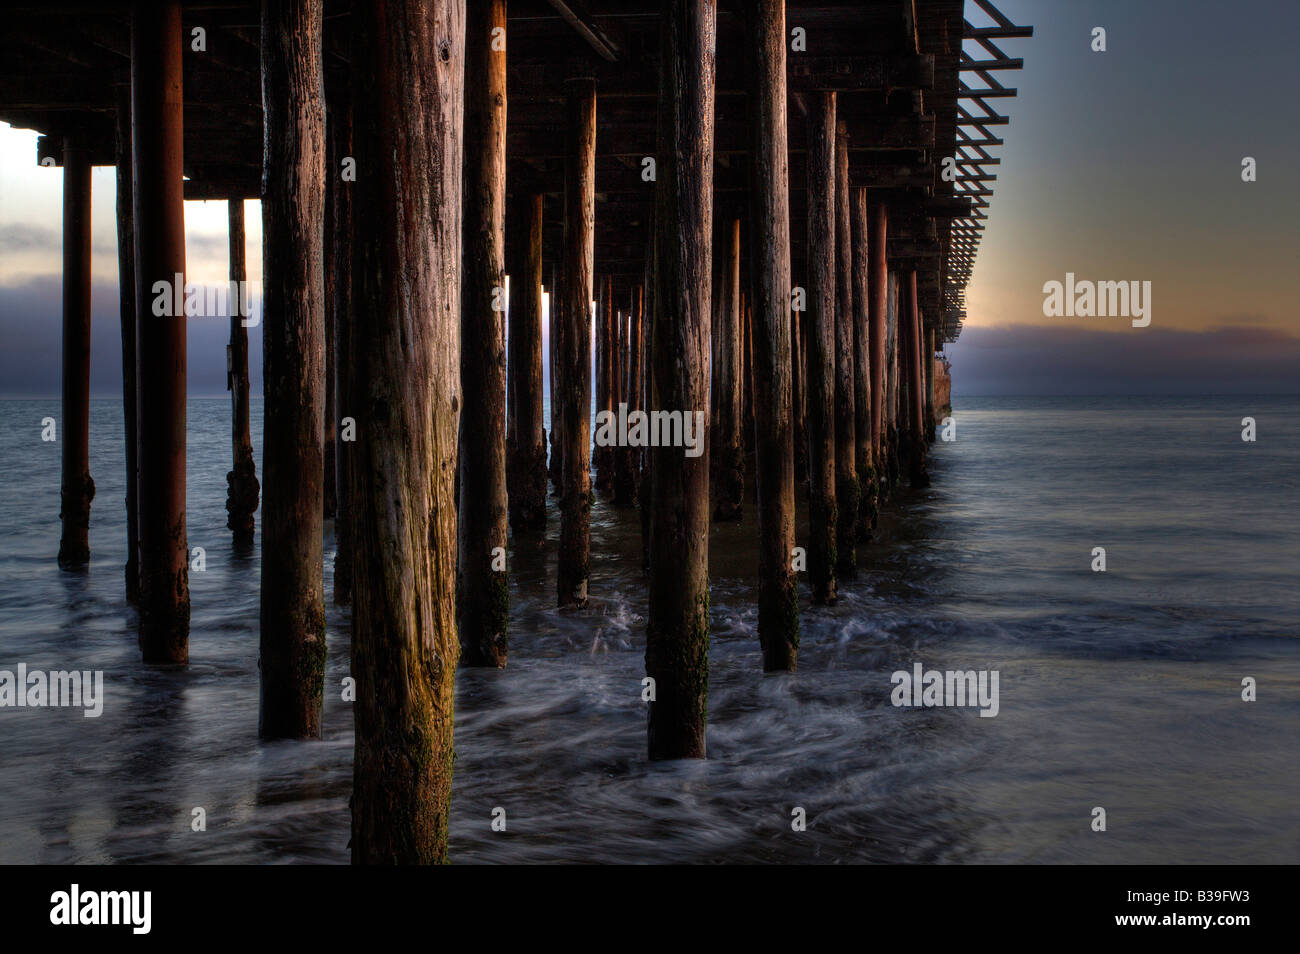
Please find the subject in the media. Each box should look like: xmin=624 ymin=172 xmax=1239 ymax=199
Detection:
xmin=904 ymin=270 xmax=930 ymax=488
xmin=459 ymin=0 xmax=510 ymax=668
xmin=328 ymin=74 xmax=353 ymax=605
xmin=850 ymin=187 xmax=874 ymax=539
xmin=131 ymin=0 xmax=189 ymax=664
xmin=58 ymin=137 xmax=93 ymax=570
xmin=225 ymin=200 xmax=258 ymax=547
xmin=507 ymin=192 xmax=548 ymax=532
xmin=613 ymin=284 xmax=642 ymax=507
xmin=805 ymin=91 xmax=837 ymax=606
xmin=833 ymin=120 xmax=856 ymax=578
xmin=113 ymin=91 xmax=139 ymax=600
xmin=711 ymin=216 xmax=743 ymax=521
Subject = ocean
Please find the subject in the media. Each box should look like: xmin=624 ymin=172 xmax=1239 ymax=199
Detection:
xmin=0 ymin=394 xmax=1296 ymax=863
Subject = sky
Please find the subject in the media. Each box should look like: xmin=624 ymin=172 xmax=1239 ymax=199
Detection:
xmin=0 ymin=0 xmax=1297 ymax=398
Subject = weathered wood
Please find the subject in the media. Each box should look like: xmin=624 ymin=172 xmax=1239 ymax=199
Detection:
xmin=58 ymin=137 xmax=93 ymax=570
xmin=506 ymin=191 xmax=548 ymax=532
xmin=113 ymin=90 xmax=139 ymax=601
xmin=833 ymin=120 xmax=856 ymax=577
xmin=322 ymin=166 xmax=337 ymax=522
xmin=328 ymin=70 xmax=353 ymax=605
xmin=850 ymin=186 xmax=874 ymax=539
xmin=745 ymin=0 xmax=799 ymax=668
xmin=924 ymin=324 xmax=936 ymax=442
xmin=557 ymin=77 xmax=595 ymax=608
xmin=647 ymin=0 xmax=714 ymax=760
xmin=132 ymin=0 xmax=189 ymax=664
xmin=805 ymin=91 xmax=837 ymax=606
xmin=904 ymin=270 xmax=930 ymax=487
xmin=349 ymin=0 xmax=464 ymax=864
xmin=459 ymin=0 xmax=510 ymax=669
xmin=791 ymin=298 xmax=807 ymax=485
xmin=710 ymin=216 xmax=742 ymax=521
xmin=259 ymin=0 xmax=326 ymax=739
xmin=885 ymin=269 xmax=900 ymax=491
xmin=225 ymin=199 xmax=259 ymax=547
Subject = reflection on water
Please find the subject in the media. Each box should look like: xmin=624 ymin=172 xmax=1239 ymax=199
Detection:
xmin=0 ymin=396 xmax=1296 ymax=863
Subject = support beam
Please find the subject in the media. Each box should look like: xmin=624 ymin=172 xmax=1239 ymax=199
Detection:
xmin=327 ymin=66 xmax=353 ymax=605
xmin=349 ymin=0 xmax=464 ymax=865
xmin=225 ymin=199 xmax=258 ymax=547
xmin=746 ymin=0 xmax=799 ymax=669
xmin=58 ymin=137 xmax=94 ymax=570
xmin=805 ymin=91 xmax=837 ymax=606
xmin=459 ymin=0 xmax=509 ymax=668
xmin=710 ymin=216 xmax=742 ymax=521
xmin=506 ymin=191 xmax=548 ymax=532
xmin=594 ymin=273 xmax=614 ymax=495
xmin=132 ymin=0 xmax=189 ymax=664
xmin=867 ymin=198 xmax=888 ymax=482
xmin=613 ymin=283 xmax=641 ymax=507
xmin=557 ymin=76 xmax=595 ymax=609
xmin=114 ymin=91 xmax=139 ymax=601
xmin=833 ymin=119 xmax=856 ymax=578
xmin=259 ymin=0 xmax=326 ymax=739
xmin=548 ymin=261 xmax=563 ymax=496
xmin=647 ymin=0 xmax=714 ymax=760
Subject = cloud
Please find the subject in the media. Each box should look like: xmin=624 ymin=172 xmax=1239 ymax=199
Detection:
xmin=949 ymin=322 xmax=1300 ymax=396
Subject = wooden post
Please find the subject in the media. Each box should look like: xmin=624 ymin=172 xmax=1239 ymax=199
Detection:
xmin=791 ymin=298 xmax=806 ymax=485
xmin=711 ymin=216 xmax=743 ymax=520
xmin=322 ymin=155 xmax=337 ymax=522
xmin=595 ymin=274 xmax=615 ymax=495
xmin=866 ymin=193 xmax=888 ymax=525
xmin=904 ymin=271 xmax=930 ymax=488
xmin=349 ymin=0 xmax=463 ymax=865
xmin=259 ymin=0 xmax=326 ymax=738
xmin=507 ymin=192 xmax=548 ymax=532
xmin=746 ymin=0 xmax=799 ymax=668
xmin=850 ymin=187 xmax=874 ymax=539
xmin=925 ymin=324 xmax=937 ymax=441
xmin=459 ymin=0 xmax=509 ymax=668
xmin=647 ymin=0 xmax=714 ymax=760
xmin=114 ymin=92 xmax=139 ymax=600
xmin=613 ymin=284 xmax=640 ymax=507
xmin=557 ymin=77 xmax=595 ymax=608
xmin=805 ymin=91 xmax=837 ymax=606
xmin=328 ymin=69 xmax=353 ymax=604
xmin=225 ymin=200 xmax=258 ymax=547
xmin=548 ymin=262 xmax=564 ymax=496
xmin=833 ymin=120 xmax=856 ymax=577
xmin=58 ymin=138 xmax=94 ymax=570
xmin=132 ymin=0 xmax=189 ymax=663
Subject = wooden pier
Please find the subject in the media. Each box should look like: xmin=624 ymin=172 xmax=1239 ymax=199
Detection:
xmin=0 ymin=0 xmax=1029 ymax=862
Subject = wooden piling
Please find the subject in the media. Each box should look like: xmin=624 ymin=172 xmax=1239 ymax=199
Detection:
xmin=58 ymin=138 xmax=94 ymax=570
xmin=548 ymin=262 xmax=564 ymax=496
xmin=711 ymin=216 xmax=743 ymax=521
xmin=113 ymin=91 xmax=139 ymax=601
xmin=259 ymin=0 xmax=326 ymax=739
xmin=745 ymin=0 xmax=799 ymax=668
xmin=506 ymin=192 xmax=548 ymax=532
xmin=613 ymin=284 xmax=640 ymax=507
xmin=833 ymin=120 xmax=856 ymax=577
xmin=904 ymin=270 xmax=930 ymax=488
xmin=850 ymin=187 xmax=874 ymax=539
xmin=805 ymin=91 xmax=838 ymax=606
xmin=791 ymin=300 xmax=807 ymax=485
xmin=224 ymin=200 xmax=259 ymax=547
xmin=866 ymin=196 xmax=888 ymax=516
xmin=459 ymin=0 xmax=510 ymax=668
xmin=557 ymin=77 xmax=595 ymax=609
xmin=594 ymin=274 xmax=614 ymax=495
xmin=647 ymin=0 xmax=714 ymax=760
xmin=925 ymin=324 xmax=937 ymax=441
xmin=131 ymin=0 xmax=189 ymax=664
xmin=348 ymin=0 xmax=464 ymax=864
